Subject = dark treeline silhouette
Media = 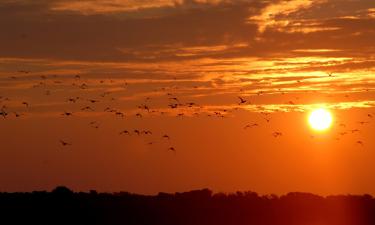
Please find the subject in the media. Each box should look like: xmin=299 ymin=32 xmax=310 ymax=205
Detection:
xmin=1 ymin=186 xmax=375 ymax=225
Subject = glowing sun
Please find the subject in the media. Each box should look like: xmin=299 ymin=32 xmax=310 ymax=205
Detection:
xmin=308 ymin=108 xmax=333 ymax=131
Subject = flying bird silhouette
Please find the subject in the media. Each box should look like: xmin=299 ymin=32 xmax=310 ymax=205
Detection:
xmin=62 ymin=111 xmax=73 ymax=116
xmin=272 ymin=132 xmax=283 ymax=138
xmin=119 ymin=130 xmax=130 ymax=135
xmin=238 ymin=97 xmax=247 ymax=105
xmin=168 ymin=147 xmax=176 ymax=152
xmin=59 ymin=140 xmax=72 ymax=146
xmin=81 ymin=106 xmax=94 ymax=111
xmin=244 ymin=123 xmax=259 ymax=129
xmin=162 ymin=135 xmax=170 ymax=140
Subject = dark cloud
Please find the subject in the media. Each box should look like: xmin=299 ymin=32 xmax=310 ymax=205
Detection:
xmin=0 ymin=0 xmax=373 ymax=65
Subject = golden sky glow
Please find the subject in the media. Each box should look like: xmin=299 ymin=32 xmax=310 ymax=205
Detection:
xmin=0 ymin=0 xmax=374 ymax=195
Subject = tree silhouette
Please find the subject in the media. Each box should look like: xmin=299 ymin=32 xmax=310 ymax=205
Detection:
xmin=0 ymin=187 xmax=374 ymax=225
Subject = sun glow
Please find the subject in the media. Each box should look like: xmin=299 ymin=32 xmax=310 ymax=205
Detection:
xmin=308 ymin=108 xmax=333 ymax=131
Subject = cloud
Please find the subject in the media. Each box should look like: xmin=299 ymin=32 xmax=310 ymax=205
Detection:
xmin=249 ymin=0 xmax=326 ymax=33
xmin=49 ymin=0 xmax=244 ymax=15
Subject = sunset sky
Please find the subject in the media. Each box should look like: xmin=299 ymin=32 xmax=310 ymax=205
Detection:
xmin=0 ymin=0 xmax=374 ymax=195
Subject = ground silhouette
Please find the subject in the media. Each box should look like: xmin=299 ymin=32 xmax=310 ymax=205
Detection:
xmin=0 ymin=186 xmax=374 ymax=225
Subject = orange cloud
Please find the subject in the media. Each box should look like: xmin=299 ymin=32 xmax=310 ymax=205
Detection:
xmin=249 ymin=0 xmax=326 ymax=33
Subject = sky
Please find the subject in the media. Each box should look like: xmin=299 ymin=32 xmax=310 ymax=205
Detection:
xmin=0 ymin=0 xmax=374 ymax=195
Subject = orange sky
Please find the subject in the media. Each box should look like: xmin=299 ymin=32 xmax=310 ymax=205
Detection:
xmin=0 ymin=0 xmax=374 ymax=195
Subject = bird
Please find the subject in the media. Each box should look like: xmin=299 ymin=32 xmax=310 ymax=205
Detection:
xmin=0 ymin=110 xmax=8 ymax=118
xmin=104 ymin=107 xmax=114 ymax=112
xmin=162 ymin=135 xmax=170 ymax=140
xmin=135 ymin=113 xmax=142 ymax=118
xmin=272 ymin=132 xmax=282 ymax=138
xmin=119 ymin=130 xmax=130 ymax=135
xmin=244 ymin=123 xmax=259 ymax=129
xmin=22 ymin=102 xmax=29 ymax=107
xmin=89 ymin=121 xmax=98 ymax=125
xmin=168 ymin=147 xmax=176 ymax=152
xmin=81 ymin=106 xmax=94 ymax=111
xmin=257 ymin=91 xmax=265 ymax=96
xmin=62 ymin=111 xmax=73 ymax=116
xmin=79 ymin=83 xmax=88 ymax=89
xmin=169 ymin=97 xmax=179 ymax=102
xmin=134 ymin=130 xmax=140 ymax=135
xmin=168 ymin=103 xmax=178 ymax=109
xmin=67 ymin=97 xmax=79 ymax=103
xmin=186 ymin=102 xmax=196 ymax=107
xmin=13 ymin=112 xmax=21 ymax=118
xmin=238 ymin=97 xmax=247 ymax=105
xmin=142 ymin=130 xmax=152 ymax=135
xmin=115 ymin=112 xmax=125 ymax=117
xmin=59 ymin=140 xmax=72 ymax=146
xmin=138 ymin=104 xmax=150 ymax=112
xmin=263 ymin=117 xmax=271 ymax=123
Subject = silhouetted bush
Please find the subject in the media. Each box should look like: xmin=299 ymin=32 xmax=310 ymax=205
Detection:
xmin=0 ymin=187 xmax=374 ymax=225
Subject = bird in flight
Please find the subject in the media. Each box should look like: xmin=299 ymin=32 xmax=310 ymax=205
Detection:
xmin=0 ymin=110 xmax=8 ymax=118
xmin=115 ymin=112 xmax=125 ymax=118
xmin=142 ymin=130 xmax=152 ymax=135
xmin=272 ymin=132 xmax=283 ymax=138
xmin=169 ymin=103 xmax=178 ymax=109
xmin=88 ymin=99 xmax=99 ymax=104
xmin=169 ymin=97 xmax=179 ymax=102
xmin=263 ymin=117 xmax=271 ymax=123
xmin=67 ymin=97 xmax=79 ymax=103
xmin=59 ymin=140 xmax=72 ymax=146
xmin=119 ymin=130 xmax=130 ymax=135
xmin=168 ymin=147 xmax=176 ymax=153
xmin=244 ymin=123 xmax=259 ymax=129
xmin=62 ymin=111 xmax=73 ymax=116
xmin=238 ymin=97 xmax=247 ymax=105
xmin=81 ymin=106 xmax=94 ymax=111
xmin=162 ymin=134 xmax=170 ymax=140
xmin=13 ymin=112 xmax=21 ymax=118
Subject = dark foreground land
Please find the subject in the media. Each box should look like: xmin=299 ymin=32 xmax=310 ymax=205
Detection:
xmin=1 ymin=186 xmax=375 ymax=225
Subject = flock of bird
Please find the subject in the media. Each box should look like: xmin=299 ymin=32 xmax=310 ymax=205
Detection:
xmin=0 ymin=71 xmax=373 ymax=152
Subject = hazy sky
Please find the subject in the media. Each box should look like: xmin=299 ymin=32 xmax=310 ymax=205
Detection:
xmin=0 ymin=0 xmax=374 ymax=195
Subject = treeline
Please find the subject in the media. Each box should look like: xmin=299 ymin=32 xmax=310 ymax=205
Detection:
xmin=0 ymin=186 xmax=375 ymax=225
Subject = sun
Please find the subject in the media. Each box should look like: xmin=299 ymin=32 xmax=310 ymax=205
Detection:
xmin=308 ymin=108 xmax=333 ymax=131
